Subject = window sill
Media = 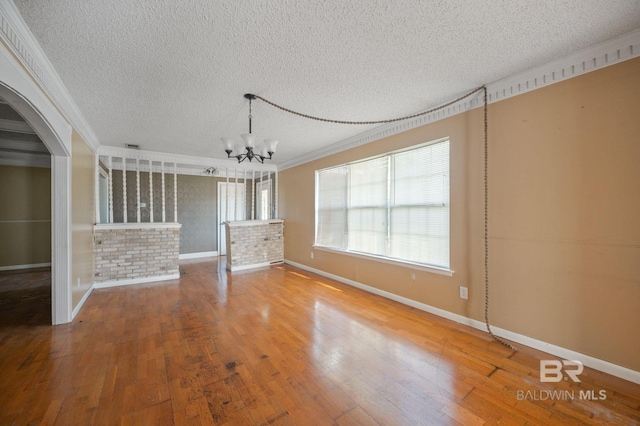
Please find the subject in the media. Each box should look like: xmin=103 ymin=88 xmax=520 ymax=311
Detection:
xmin=312 ymin=245 xmax=454 ymax=277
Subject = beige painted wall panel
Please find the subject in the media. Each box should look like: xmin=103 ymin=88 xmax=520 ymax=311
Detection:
xmin=71 ymin=130 xmax=95 ymax=309
xmin=0 ymin=165 xmax=51 ymax=267
xmin=279 ymin=57 xmax=640 ymax=372
xmin=0 ymin=221 xmax=51 ymax=266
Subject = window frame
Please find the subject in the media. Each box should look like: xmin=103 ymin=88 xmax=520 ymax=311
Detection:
xmin=314 ymin=137 xmax=453 ymax=276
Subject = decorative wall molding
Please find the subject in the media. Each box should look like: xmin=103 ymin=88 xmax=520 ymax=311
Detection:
xmin=0 ymin=152 xmax=50 ymax=168
xmin=4 ymin=0 xmax=638 ymax=172
xmin=93 ymin=273 xmax=180 ymax=289
xmin=0 ymin=262 xmax=51 ymax=271
xmin=98 ymin=146 xmax=277 ymax=176
xmin=71 ymin=284 xmax=93 ymax=319
xmin=278 ymin=28 xmax=640 ymax=170
xmin=179 ymin=251 xmax=218 ymax=260
xmin=0 ymin=0 xmax=100 ymax=152
xmin=0 ymin=39 xmax=73 ymax=325
xmin=285 ymin=259 xmax=640 ymax=385
xmin=0 ymin=118 xmax=35 ymax=133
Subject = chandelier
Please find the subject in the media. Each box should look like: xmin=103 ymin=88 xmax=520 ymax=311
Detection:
xmin=221 ymin=94 xmax=278 ymax=164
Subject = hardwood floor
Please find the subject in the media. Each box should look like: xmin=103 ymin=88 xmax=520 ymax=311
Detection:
xmin=1 ymin=259 xmax=638 ymax=425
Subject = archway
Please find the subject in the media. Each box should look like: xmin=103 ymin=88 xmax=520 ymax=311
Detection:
xmin=0 ymin=45 xmax=73 ymax=324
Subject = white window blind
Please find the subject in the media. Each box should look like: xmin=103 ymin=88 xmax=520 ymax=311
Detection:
xmin=315 ymin=138 xmax=450 ymax=270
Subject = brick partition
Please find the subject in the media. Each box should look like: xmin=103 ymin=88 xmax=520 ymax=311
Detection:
xmin=94 ymin=223 xmax=181 ymax=287
xmin=225 ymin=220 xmax=284 ymax=272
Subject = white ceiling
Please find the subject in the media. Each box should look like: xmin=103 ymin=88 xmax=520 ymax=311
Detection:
xmin=11 ymin=0 xmax=640 ymax=166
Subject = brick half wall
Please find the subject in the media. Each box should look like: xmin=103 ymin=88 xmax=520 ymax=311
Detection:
xmin=94 ymin=223 xmax=181 ymax=286
xmin=225 ymin=220 xmax=284 ymax=271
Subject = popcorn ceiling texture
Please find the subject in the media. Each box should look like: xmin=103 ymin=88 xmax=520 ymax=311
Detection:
xmin=13 ymin=1 xmax=640 ymax=165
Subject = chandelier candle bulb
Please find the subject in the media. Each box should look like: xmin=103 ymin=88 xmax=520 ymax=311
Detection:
xmin=241 ymin=133 xmax=255 ymax=148
xmin=221 ymin=137 xmax=235 ymax=154
xmin=264 ymin=139 xmax=278 ymax=154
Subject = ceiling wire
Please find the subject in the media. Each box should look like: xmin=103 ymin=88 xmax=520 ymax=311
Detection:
xmin=257 ymin=85 xmax=516 ymax=351
xmin=255 ymin=86 xmax=485 ymax=125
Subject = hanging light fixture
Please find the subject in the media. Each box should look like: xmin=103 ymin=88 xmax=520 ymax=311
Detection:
xmin=221 ymin=94 xmax=278 ymax=164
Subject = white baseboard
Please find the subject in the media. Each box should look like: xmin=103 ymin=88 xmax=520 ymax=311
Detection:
xmin=0 ymin=262 xmax=51 ymax=272
xmin=284 ymin=259 xmax=640 ymax=385
xmin=228 ymin=260 xmax=284 ymax=272
xmin=71 ymin=284 xmax=94 ymax=320
xmin=93 ymin=273 xmax=180 ymax=289
xmin=179 ymin=251 xmax=218 ymax=260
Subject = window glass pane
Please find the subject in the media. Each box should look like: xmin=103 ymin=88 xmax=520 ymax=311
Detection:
xmin=347 ymin=207 xmax=387 ymax=256
xmin=316 ymin=166 xmax=348 ymax=248
xmin=314 ymin=139 xmax=449 ymax=270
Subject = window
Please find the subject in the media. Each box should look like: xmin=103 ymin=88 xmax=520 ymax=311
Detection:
xmin=315 ymin=138 xmax=450 ymax=271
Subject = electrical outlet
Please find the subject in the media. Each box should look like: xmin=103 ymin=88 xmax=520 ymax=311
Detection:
xmin=411 ymin=273 xmax=416 ymax=281
xmin=310 ymin=251 xmax=314 ymax=259
xmin=460 ymin=286 xmax=468 ymax=299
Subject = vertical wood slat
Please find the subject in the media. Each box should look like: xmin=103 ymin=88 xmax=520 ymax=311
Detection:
xmin=149 ymin=161 xmax=154 ymax=223
xmin=162 ymin=162 xmax=166 ymax=223
xmin=243 ymin=169 xmax=247 ymax=220
xmin=174 ymin=163 xmax=178 ymax=223
xmin=108 ymin=156 xmax=113 ymax=223
xmin=275 ymin=170 xmax=278 ymax=219
xmin=225 ymin=167 xmax=229 ymax=222
xmin=136 ymin=159 xmax=141 ymax=223
xmin=94 ymin=155 xmax=100 ymax=223
xmin=122 ymin=158 xmax=127 ymax=223
xmin=251 ymin=170 xmax=255 ymax=220
xmin=260 ymin=170 xmax=264 ymax=220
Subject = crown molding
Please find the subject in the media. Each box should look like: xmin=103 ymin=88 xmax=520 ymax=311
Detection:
xmin=0 ymin=117 xmax=34 ymax=133
xmin=278 ymin=28 xmax=640 ymax=171
xmin=0 ymin=0 xmax=100 ymax=153
xmin=0 ymin=150 xmax=50 ymax=168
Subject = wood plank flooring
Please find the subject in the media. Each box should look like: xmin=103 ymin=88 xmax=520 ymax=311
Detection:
xmin=1 ymin=259 xmax=639 ymax=425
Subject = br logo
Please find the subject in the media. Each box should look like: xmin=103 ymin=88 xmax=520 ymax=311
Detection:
xmin=540 ymin=360 xmax=584 ymax=383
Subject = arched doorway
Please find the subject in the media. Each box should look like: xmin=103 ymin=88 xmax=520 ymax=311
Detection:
xmin=0 ymin=45 xmax=73 ymax=324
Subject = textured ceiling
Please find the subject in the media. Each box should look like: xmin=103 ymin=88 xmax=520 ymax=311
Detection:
xmin=12 ymin=0 xmax=640 ymax=166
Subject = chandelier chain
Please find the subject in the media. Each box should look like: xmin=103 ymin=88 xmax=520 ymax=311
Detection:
xmin=483 ymin=86 xmax=517 ymax=353
xmin=254 ymin=86 xmax=516 ymax=352
xmin=256 ymin=86 xmax=485 ymax=125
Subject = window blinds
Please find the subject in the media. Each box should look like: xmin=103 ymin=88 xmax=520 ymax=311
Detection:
xmin=315 ymin=139 xmax=449 ymax=269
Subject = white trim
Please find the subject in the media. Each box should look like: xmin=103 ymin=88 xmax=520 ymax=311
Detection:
xmin=179 ymin=251 xmax=218 ymax=260
xmin=93 ymin=273 xmax=180 ymax=289
xmin=0 ymin=151 xmax=51 ymax=168
xmin=284 ymin=259 xmax=640 ymax=385
xmin=0 ymin=262 xmax=51 ymax=271
xmin=71 ymin=284 xmax=93 ymax=319
xmin=0 ymin=138 xmax=49 ymax=152
xmin=98 ymin=146 xmax=277 ymax=175
xmin=225 ymin=219 xmax=283 ymax=228
xmin=0 ymin=118 xmax=35 ymax=133
xmin=94 ymin=222 xmax=181 ymax=231
xmin=0 ymin=219 xmax=51 ymax=223
xmin=278 ymin=28 xmax=640 ymax=171
xmin=312 ymin=245 xmax=454 ymax=276
xmin=228 ymin=260 xmax=284 ymax=272
xmin=0 ymin=41 xmax=73 ymax=326
xmin=51 ymin=155 xmax=72 ymax=325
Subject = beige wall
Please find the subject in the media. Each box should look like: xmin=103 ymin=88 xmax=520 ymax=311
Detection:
xmin=279 ymin=57 xmax=640 ymax=372
xmin=0 ymin=165 xmax=51 ymax=267
xmin=71 ymin=130 xmax=95 ymax=308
